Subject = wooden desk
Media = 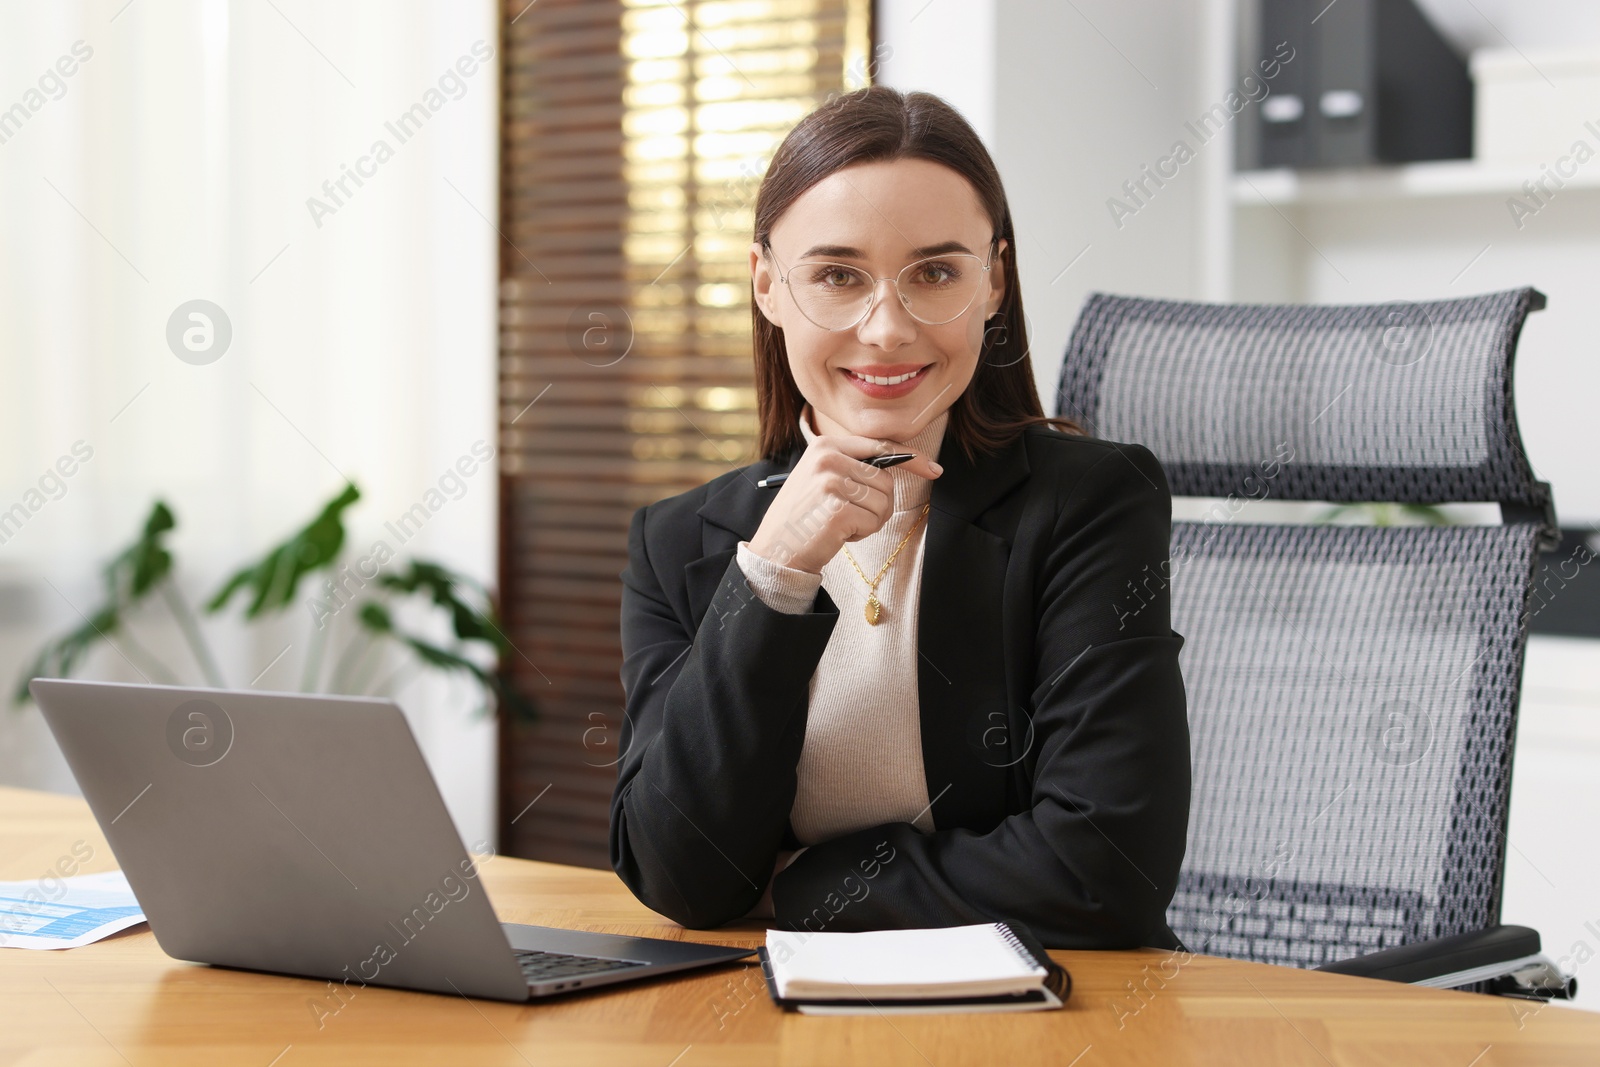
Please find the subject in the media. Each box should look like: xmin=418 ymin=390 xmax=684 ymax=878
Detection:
xmin=3 ymin=785 xmax=1596 ymax=1065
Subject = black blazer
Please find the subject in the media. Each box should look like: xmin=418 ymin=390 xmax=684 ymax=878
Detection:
xmin=610 ymin=421 xmax=1191 ymax=950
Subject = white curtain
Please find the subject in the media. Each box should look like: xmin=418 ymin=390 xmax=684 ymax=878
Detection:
xmin=0 ymin=0 xmax=501 ymax=846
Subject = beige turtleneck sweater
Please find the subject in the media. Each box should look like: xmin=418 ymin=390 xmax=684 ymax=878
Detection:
xmin=735 ymin=403 xmax=947 ymax=855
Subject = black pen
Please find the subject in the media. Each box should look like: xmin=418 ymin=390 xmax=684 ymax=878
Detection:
xmin=757 ymin=452 xmax=916 ymax=489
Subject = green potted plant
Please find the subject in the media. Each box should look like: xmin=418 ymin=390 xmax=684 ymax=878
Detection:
xmin=12 ymin=483 xmax=533 ymax=720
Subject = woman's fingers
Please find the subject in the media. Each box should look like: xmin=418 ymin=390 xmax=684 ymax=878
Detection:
xmin=835 ymin=434 xmax=944 ymax=482
xmin=746 ymin=429 xmax=941 ymax=573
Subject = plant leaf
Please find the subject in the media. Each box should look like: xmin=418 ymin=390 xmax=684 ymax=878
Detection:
xmin=13 ymin=500 xmax=179 ymax=706
xmin=206 ymin=483 xmax=361 ymax=618
xmin=13 ymin=605 xmax=120 ymax=705
xmin=109 ymin=501 xmax=175 ymax=600
xmin=355 ymin=592 xmax=533 ymax=720
xmin=383 ymin=629 xmax=535 ymax=719
xmin=357 ymin=600 xmax=393 ymax=634
xmin=1316 ymin=502 xmax=1455 ymax=527
xmin=1401 ymin=503 xmax=1452 ymax=526
xmin=375 ymin=559 xmax=510 ymax=653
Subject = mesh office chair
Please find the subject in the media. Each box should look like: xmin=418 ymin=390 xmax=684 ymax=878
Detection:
xmin=1055 ymin=287 xmax=1575 ymax=999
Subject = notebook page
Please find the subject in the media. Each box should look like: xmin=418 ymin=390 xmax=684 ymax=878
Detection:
xmin=766 ymin=923 xmax=1046 ymax=998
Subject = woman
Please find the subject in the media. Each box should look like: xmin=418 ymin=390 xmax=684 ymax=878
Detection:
xmin=610 ymin=86 xmax=1190 ymax=950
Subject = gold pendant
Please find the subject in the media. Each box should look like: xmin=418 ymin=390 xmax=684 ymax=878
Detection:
xmin=864 ymin=595 xmax=883 ymax=625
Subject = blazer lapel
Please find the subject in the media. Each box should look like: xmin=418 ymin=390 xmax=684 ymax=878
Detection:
xmin=686 ymin=452 xmax=797 ymax=626
xmin=915 ymin=429 xmax=1029 ymax=831
xmin=691 ymin=422 xmax=1032 ymax=831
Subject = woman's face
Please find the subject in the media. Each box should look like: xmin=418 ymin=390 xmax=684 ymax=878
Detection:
xmin=750 ymin=157 xmax=1007 ymax=444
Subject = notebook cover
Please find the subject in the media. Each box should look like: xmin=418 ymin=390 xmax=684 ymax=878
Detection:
xmin=756 ymin=922 xmax=1071 ymax=1013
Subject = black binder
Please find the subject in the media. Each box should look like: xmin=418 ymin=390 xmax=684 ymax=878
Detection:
xmin=1245 ymin=0 xmax=1471 ymax=170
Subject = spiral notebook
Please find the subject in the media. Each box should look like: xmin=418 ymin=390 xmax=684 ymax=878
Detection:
xmin=756 ymin=922 xmax=1070 ymax=1015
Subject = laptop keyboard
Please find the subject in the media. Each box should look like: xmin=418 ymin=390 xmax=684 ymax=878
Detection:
xmin=514 ymin=949 xmax=650 ymax=985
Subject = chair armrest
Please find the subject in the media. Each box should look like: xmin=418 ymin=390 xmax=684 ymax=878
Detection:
xmin=1317 ymin=924 xmax=1573 ymax=996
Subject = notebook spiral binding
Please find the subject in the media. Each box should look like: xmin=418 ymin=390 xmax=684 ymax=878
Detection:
xmin=994 ymin=922 xmax=1072 ymax=1003
xmin=994 ymin=923 xmax=1045 ymax=970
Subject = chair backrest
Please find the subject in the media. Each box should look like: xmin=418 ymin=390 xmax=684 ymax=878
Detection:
xmin=1056 ymin=288 xmax=1555 ymax=968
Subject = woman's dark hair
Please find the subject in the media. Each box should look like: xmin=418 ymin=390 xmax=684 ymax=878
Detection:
xmin=751 ymin=86 xmax=1084 ymax=464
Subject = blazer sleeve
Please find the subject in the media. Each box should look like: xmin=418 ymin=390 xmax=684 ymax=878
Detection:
xmin=609 ymin=500 xmax=840 ymax=928
xmin=767 ymin=443 xmax=1191 ymax=949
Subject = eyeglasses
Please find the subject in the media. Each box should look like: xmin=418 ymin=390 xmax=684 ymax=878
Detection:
xmin=763 ymin=238 xmax=997 ymax=331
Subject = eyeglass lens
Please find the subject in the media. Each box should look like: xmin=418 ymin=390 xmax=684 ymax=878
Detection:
xmin=784 ymin=255 xmax=987 ymax=330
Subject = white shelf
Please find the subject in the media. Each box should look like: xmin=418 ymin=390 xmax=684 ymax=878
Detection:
xmin=1233 ymin=159 xmax=1600 ymax=206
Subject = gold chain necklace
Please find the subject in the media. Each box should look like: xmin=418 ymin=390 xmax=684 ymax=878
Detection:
xmin=841 ymin=503 xmax=930 ymax=625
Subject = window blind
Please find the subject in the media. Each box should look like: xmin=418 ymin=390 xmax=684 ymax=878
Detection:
xmin=498 ymin=0 xmax=874 ymax=868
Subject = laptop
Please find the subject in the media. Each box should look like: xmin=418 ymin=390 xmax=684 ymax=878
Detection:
xmin=30 ymin=678 xmax=753 ymax=1002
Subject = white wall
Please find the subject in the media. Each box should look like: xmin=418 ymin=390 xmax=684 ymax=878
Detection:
xmin=0 ymin=0 xmax=500 ymax=847
xmin=1504 ymin=635 xmax=1600 ymax=1013
xmin=875 ymin=0 xmax=995 ymax=145
xmin=880 ymin=0 xmax=1219 ymax=422
xmin=1414 ymin=0 xmax=1600 ymax=53
xmin=994 ymin=0 xmax=1216 ymax=412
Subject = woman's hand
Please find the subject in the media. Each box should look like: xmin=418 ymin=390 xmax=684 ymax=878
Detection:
xmin=747 ymin=434 xmax=943 ymax=575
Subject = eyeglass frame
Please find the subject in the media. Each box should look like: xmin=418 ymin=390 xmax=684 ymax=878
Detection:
xmin=758 ymin=235 xmax=1002 ymax=332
